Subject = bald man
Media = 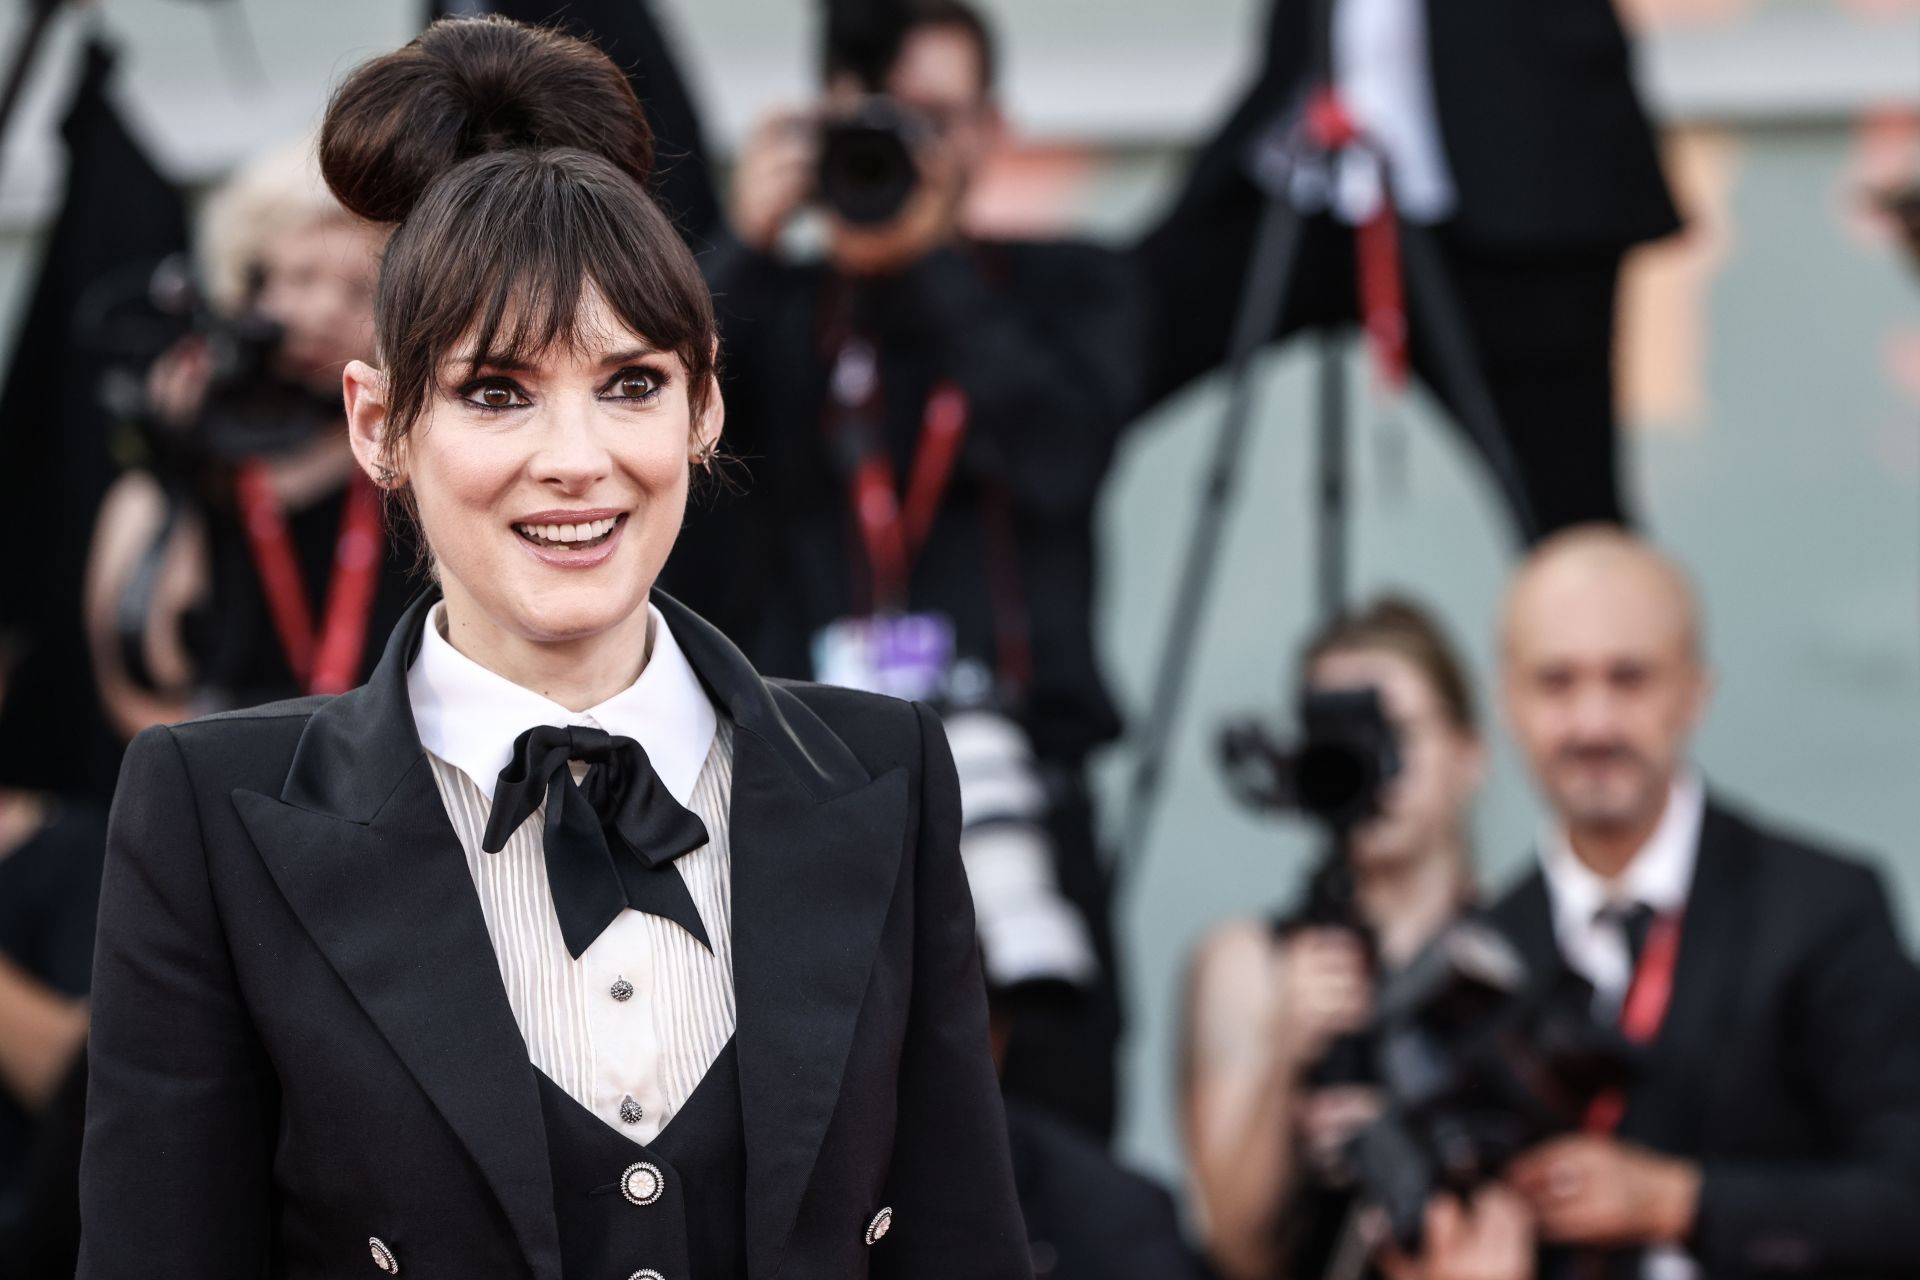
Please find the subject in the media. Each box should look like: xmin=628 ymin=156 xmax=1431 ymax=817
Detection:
xmin=1490 ymin=527 xmax=1920 ymax=1279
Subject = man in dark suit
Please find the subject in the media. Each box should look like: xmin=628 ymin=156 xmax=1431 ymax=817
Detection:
xmin=1489 ymin=527 xmax=1920 ymax=1277
xmin=1137 ymin=0 xmax=1681 ymax=538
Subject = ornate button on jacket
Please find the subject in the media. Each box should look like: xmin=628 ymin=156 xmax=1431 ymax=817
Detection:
xmin=78 ymin=590 xmax=1030 ymax=1279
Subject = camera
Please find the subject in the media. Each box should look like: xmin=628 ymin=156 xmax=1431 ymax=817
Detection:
xmin=816 ymin=97 xmax=936 ymax=226
xmin=86 ymin=252 xmax=343 ymax=470
xmin=1350 ymin=919 xmax=1633 ymax=1250
xmin=1220 ymin=687 xmax=1402 ymax=833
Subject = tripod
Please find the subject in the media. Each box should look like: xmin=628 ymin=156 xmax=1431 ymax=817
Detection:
xmin=1116 ymin=40 xmax=1539 ymax=881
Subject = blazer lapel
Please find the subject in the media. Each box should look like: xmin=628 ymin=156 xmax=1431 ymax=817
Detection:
xmin=657 ymin=592 xmax=911 ymax=1280
xmin=1619 ymin=800 xmax=1751 ymax=1153
xmin=231 ymin=591 xmax=563 ymax=1280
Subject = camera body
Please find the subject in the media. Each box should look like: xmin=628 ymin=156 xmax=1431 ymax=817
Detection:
xmin=1220 ymin=686 xmax=1403 ymax=833
xmin=1354 ymin=920 xmax=1634 ymax=1249
xmin=815 ymin=97 xmax=937 ymax=226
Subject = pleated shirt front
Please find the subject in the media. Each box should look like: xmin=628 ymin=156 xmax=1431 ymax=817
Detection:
xmin=406 ymin=602 xmax=736 ymax=1145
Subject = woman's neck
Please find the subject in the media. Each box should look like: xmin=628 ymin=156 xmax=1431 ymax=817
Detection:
xmin=1355 ymin=840 xmax=1471 ymax=967
xmin=438 ymin=594 xmax=655 ymax=712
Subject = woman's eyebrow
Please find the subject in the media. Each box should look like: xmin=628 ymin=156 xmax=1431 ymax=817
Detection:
xmin=595 ymin=345 xmax=662 ymax=367
xmin=438 ymin=345 xmax=664 ymax=375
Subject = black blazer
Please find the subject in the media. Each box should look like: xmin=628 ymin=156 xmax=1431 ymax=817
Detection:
xmin=1203 ymin=0 xmax=1680 ymax=252
xmin=79 ymin=591 xmax=1031 ymax=1279
xmin=1489 ymin=798 xmax=1920 ymax=1278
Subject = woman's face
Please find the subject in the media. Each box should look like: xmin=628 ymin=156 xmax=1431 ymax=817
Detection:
xmin=257 ymin=214 xmax=384 ymax=394
xmin=1307 ymin=648 xmax=1485 ymax=869
xmin=352 ymin=285 xmax=719 ymax=661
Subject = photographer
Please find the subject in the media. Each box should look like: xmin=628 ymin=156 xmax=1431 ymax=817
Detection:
xmin=669 ymin=0 xmax=1145 ymax=1137
xmin=82 ymin=136 xmax=415 ymax=737
xmin=1493 ymin=528 xmax=1920 ymax=1277
xmin=1182 ymin=597 xmax=1530 ymax=1280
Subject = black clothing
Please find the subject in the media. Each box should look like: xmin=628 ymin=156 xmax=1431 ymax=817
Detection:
xmin=0 ymin=39 xmax=188 ymax=799
xmin=677 ymin=238 xmax=1146 ymax=766
xmin=673 ymin=237 xmax=1146 ymax=1139
xmin=1253 ymin=0 xmax=1679 ymax=253
xmin=1136 ymin=0 xmax=1679 ymax=538
xmin=1005 ymin=1100 xmax=1203 ymax=1280
xmin=80 ymin=590 xmax=1029 ymax=1278
xmin=1490 ymin=798 xmax=1920 ymax=1278
xmin=191 ymin=478 xmax=417 ymax=711
xmin=0 ymin=802 xmax=106 ymax=1229
xmin=0 ymin=1052 xmax=87 ymax=1280
xmin=537 ymin=1044 xmax=746 ymax=1280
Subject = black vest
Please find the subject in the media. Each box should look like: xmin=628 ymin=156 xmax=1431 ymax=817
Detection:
xmin=536 ymin=1039 xmax=748 ymax=1280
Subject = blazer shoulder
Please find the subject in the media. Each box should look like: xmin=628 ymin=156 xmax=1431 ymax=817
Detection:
xmin=147 ymin=696 xmax=327 ymax=798
xmin=1715 ymin=800 xmax=1890 ymax=916
xmin=766 ymin=679 xmax=925 ymax=766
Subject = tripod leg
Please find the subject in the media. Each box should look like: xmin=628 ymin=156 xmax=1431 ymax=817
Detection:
xmin=1118 ymin=195 xmax=1305 ymax=881
xmin=1396 ymin=224 xmax=1542 ymax=545
xmin=1317 ymin=329 xmax=1348 ymax=624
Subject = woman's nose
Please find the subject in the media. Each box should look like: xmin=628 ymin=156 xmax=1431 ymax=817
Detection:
xmin=531 ymin=396 xmax=612 ymax=489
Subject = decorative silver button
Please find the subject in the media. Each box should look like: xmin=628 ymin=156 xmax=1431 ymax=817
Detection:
xmin=865 ymin=1206 xmax=893 ymax=1245
xmin=611 ymin=976 xmax=634 ymax=1002
xmin=628 ymin=1271 xmax=667 ymax=1280
xmin=621 ymin=1160 xmax=665 ymax=1206
xmin=369 ymin=1237 xmax=399 ymax=1274
xmin=619 ymin=1095 xmax=644 ymax=1125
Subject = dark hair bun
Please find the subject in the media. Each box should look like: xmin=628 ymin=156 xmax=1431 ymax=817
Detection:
xmin=320 ymin=15 xmax=654 ymax=225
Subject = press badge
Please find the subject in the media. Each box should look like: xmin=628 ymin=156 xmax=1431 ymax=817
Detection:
xmin=812 ymin=613 xmax=955 ymax=702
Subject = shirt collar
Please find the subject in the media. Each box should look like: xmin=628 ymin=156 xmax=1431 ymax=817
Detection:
xmin=1538 ymin=772 xmax=1706 ymax=930
xmin=406 ymin=601 xmax=718 ymax=806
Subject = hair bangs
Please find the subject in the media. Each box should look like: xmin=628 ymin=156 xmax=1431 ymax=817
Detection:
xmin=374 ymin=146 xmax=717 ymax=450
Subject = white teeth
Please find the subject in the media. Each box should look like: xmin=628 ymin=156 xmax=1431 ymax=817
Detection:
xmin=515 ymin=516 xmax=620 ymax=545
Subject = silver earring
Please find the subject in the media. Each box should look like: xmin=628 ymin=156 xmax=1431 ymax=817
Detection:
xmin=375 ymin=465 xmax=398 ymax=487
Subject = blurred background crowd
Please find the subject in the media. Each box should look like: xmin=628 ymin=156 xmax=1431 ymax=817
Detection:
xmin=1 ymin=0 xmax=1919 ymax=1277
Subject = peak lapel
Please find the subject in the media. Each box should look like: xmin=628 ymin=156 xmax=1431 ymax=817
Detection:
xmin=1620 ymin=802 xmax=1750 ymax=1150
xmin=234 ymin=590 xmax=563 ymax=1279
xmin=653 ymin=591 xmax=913 ymax=1279
xmin=731 ymin=730 xmax=907 ymax=1280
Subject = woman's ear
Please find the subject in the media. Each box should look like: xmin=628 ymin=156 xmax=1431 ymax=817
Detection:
xmin=342 ymin=360 xmax=399 ymax=485
xmin=693 ymin=372 xmax=725 ymax=462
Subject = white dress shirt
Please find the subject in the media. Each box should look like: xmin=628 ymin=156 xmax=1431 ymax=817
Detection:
xmin=1537 ymin=773 xmax=1706 ymax=1280
xmin=407 ymin=601 xmax=734 ymax=1145
xmin=1330 ymin=0 xmax=1457 ymax=225
xmin=1538 ymin=773 xmax=1704 ymax=1010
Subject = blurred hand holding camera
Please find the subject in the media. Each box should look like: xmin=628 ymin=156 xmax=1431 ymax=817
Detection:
xmin=1379 ymin=1187 xmax=1536 ymax=1280
xmin=1276 ymin=927 xmax=1374 ymax=1075
xmin=1508 ymin=1134 xmax=1700 ymax=1247
xmin=729 ymin=108 xmax=817 ymax=253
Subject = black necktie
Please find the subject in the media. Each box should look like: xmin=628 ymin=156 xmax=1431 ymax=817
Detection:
xmin=482 ymin=724 xmax=711 ymax=958
xmin=1597 ymin=900 xmax=1657 ymax=970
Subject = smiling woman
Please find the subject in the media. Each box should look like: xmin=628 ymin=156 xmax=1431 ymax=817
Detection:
xmin=76 ymin=16 xmax=1029 ymax=1280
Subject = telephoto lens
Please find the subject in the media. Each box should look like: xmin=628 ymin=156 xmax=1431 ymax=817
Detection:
xmin=816 ymin=97 xmax=934 ymax=225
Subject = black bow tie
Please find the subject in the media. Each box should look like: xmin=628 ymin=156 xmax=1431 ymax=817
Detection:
xmin=482 ymin=724 xmax=712 ymax=958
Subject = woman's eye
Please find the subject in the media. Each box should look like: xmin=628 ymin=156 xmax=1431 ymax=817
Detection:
xmin=607 ymin=369 xmax=661 ymax=400
xmin=461 ymin=379 xmax=528 ymax=410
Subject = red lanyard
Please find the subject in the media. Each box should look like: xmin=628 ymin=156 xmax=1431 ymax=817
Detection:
xmin=828 ymin=337 xmax=971 ymax=611
xmin=1583 ymin=912 xmax=1684 ymax=1134
xmin=234 ymin=461 xmax=385 ymax=696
